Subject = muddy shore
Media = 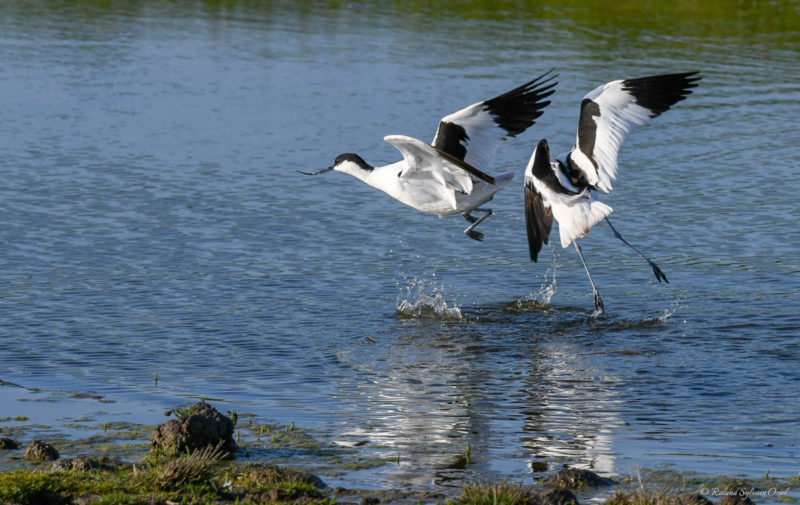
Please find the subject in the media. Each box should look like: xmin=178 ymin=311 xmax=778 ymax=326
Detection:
xmin=1 ymin=389 xmax=798 ymax=505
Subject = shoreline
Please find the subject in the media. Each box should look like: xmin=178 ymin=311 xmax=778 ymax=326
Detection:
xmin=2 ymin=398 xmax=799 ymax=505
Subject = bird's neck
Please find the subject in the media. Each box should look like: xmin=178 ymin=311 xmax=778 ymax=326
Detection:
xmin=336 ymin=159 xmax=375 ymax=181
xmin=342 ymin=160 xmax=405 ymax=193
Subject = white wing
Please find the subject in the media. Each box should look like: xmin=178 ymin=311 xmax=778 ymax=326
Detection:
xmin=569 ymin=72 xmax=700 ymax=193
xmin=384 ymin=135 xmax=476 ymax=203
xmin=431 ymin=70 xmax=556 ymax=172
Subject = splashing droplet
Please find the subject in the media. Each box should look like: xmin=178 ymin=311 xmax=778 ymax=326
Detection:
xmin=516 ymin=246 xmax=558 ymax=308
xmin=396 ymin=277 xmax=462 ymax=320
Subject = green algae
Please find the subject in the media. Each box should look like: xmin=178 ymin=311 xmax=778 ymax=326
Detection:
xmin=3 ymin=449 xmax=799 ymax=505
xmin=0 ymin=417 xmax=29 ymax=423
xmin=247 ymin=423 xmax=323 ymax=451
xmin=0 ymin=454 xmax=332 ymax=505
xmin=2 ymin=403 xmax=798 ymax=505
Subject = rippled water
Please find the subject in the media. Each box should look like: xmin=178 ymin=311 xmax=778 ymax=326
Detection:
xmin=1 ymin=0 xmax=799 ymax=494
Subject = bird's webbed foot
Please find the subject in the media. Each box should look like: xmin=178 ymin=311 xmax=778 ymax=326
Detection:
xmin=465 ymin=229 xmax=484 ymax=241
xmin=593 ymin=289 xmax=605 ymax=315
xmin=649 ymin=261 xmax=669 ymax=283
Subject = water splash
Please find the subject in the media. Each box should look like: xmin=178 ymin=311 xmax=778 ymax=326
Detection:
xmin=656 ymin=297 xmax=687 ymax=323
xmin=396 ymin=277 xmax=462 ymax=320
xmin=515 ymin=246 xmax=558 ymax=308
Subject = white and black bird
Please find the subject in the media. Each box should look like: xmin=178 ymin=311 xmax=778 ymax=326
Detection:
xmin=524 ymin=72 xmax=701 ymax=313
xmin=301 ymin=70 xmax=557 ymax=241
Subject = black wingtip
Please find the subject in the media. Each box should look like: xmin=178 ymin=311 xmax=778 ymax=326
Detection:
xmin=483 ymin=69 xmax=559 ymax=137
xmin=621 ymin=71 xmax=702 ymax=118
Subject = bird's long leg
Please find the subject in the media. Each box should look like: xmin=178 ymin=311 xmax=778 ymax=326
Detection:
xmin=604 ymin=218 xmax=668 ymax=283
xmin=463 ymin=208 xmax=492 ymax=241
xmin=574 ymin=240 xmax=604 ymax=314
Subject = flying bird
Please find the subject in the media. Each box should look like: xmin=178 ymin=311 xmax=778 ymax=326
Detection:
xmin=524 ymin=71 xmax=701 ymax=313
xmin=301 ymin=70 xmax=557 ymax=241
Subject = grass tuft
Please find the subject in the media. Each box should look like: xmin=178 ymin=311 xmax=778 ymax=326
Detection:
xmin=607 ymin=469 xmax=686 ymax=505
xmin=0 ymin=470 xmax=69 ymax=505
xmin=150 ymin=440 xmax=228 ymax=489
xmin=455 ymin=480 xmax=537 ymax=505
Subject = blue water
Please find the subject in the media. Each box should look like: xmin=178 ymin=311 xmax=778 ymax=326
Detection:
xmin=1 ymin=0 xmax=799 ymax=493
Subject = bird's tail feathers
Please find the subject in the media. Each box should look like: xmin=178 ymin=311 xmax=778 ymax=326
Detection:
xmin=492 ymin=171 xmax=514 ymax=187
xmin=556 ymin=199 xmax=613 ymax=248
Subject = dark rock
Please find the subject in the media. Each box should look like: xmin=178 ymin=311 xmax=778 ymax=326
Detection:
xmin=531 ymin=460 xmax=549 ymax=472
xmin=721 ymin=487 xmax=755 ymax=505
xmin=544 ymin=468 xmax=614 ymax=489
xmin=266 ymin=489 xmax=280 ymax=502
xmin=150 ymin=402 xmax=236 ymax=458
xmin=537 ymin=488 xmax=580 ymax=505
xmin=23 ymin=440 xmax=59 ymax=461
xmin=678 ymin=492 xmax=714 ymax=505
xmin=51 ymin=456 xmax=122 ymax=472
xmin=0 ymin=437 xmax=21 ymax=450
xmin=361 ymin=498 xmax=380 ymax=505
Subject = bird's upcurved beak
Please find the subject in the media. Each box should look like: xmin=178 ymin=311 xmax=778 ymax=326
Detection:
xmin=297 ymin=166 xmax=334 ymax=176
